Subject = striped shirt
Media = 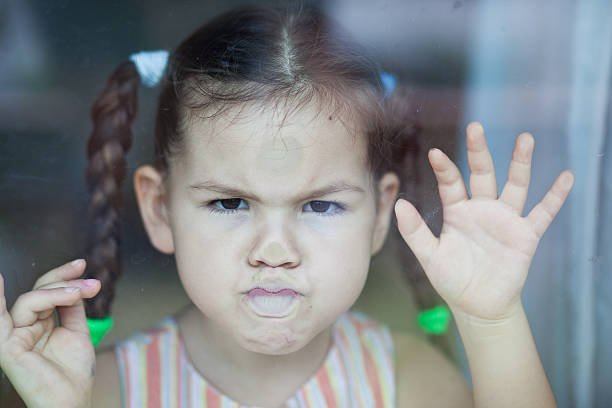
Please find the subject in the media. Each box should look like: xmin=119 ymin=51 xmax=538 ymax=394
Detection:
xmin=115 ymin=311 xmax=395 ymax=407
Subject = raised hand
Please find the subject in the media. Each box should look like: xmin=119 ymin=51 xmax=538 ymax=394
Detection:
xmin=395 ymin=122 xmax=574 ymax=320
xmin=0 ymin=260 xmax=101 ymax=408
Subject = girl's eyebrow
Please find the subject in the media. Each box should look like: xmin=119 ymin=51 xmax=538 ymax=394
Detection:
xmin=188 ymin=180 xmax=365 ymax=201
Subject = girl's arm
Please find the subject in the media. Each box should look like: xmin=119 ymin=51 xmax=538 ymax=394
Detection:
xmin=395 ymin=122 xmax=573 ymax=407
xmin=393 ymin=332 xmax=473 ymax=407
xmin=92 ymin=348 xmax=122 ymax=408
xmin=452 ymin=303 xmax=554 ymax=406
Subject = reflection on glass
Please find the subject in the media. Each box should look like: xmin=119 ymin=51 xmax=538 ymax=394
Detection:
xmin=1 ymin=1 xmax=609 ymax=408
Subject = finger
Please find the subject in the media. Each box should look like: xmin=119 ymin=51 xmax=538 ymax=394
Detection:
xmin=33 ymin=259 xmax=87 ymax=290
xmin=499 ymin=132 xmax=534 ymax=214
xmin=58 ymin=280 xmax=100 ymax=335
xmin=0 ymin=273 xmax=14 ymax=343
xmin=395 ymin=199 xmax=438 ymax=269
xmin=526 ymin=170 xmax=574 ymax=238
xmin=37 ymin=278 xmax=101 ymax=295
xmin=466 ymin=122 xmax=498 ymax=199
xmin=428 ymin=148 xmax=469 ymax=207
xmin=10 ymin=287 xmax=83 ymax=328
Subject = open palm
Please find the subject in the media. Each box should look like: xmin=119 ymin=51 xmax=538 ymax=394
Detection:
xmin=395 ymin=122 xmax=574 ymax=320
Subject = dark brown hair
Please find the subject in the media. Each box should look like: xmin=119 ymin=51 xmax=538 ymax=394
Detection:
xmin=82 ymin=5 xmax=420 ymax=318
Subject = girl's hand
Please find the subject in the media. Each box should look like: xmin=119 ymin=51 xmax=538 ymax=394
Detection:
xmin=0 ymin=260 xmax=101 ymax=408
xmin=395 ymin=122 xmax=574 ymax=321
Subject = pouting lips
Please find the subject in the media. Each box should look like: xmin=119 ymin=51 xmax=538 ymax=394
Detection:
xmin=247 ymin=288 xmax=298 ymax=297
xmin=245 ymin=288 xmax=301 ymax=317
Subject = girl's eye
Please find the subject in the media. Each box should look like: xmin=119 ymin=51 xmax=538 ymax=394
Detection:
xmin=208 ymin=198 xmax=248 ymax=214
xmin=206 ymin=199 xmax=344 ymax=216
xmin=303 ymin=200 xmax=344 ymax=216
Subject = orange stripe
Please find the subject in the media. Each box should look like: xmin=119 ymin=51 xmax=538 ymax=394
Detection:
xmin=175 ymin=335 xmax=181 ymax=408
xmin=187 ymin=370 xmax=192 ymax=407
xmin=316 ymin=365 xmax=337 ymax=407
xmin=335 ymin=324 xmax=367 ymax=407
xmin=354 ymin=319 xmax=380 ymax=336
xmin=147 ymin=335 xmax=161 ymax=408
xmin=206 ymin=386 xmax=221 ymax=408
xmin=121 ymin=347 xmax=132 ymax=406
xmin=119 ymin=313 xmax=394 ymax=407
xmin=361 ymin=339 xmax=384 ymax=407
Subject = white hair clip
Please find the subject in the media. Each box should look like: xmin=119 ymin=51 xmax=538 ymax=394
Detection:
xmin=129 ymin=50 xmax=169 ymax=87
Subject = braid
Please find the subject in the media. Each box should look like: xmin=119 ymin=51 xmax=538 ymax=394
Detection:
xmin=83 ymin=61 xmax=140 ymax=318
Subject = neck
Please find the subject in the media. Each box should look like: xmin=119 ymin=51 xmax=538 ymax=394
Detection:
xmin=175 ymin=304 xmax=333 ymax=407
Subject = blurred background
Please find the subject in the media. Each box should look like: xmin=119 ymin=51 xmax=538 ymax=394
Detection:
xmin=1 ymin=0 xmax=610 ymax=407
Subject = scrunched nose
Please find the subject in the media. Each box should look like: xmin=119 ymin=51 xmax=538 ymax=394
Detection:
xmin=248 ymin=240 xmax=300 ymax=268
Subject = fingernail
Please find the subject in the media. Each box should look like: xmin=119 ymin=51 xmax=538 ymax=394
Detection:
xmin=65 ymin=286 xmax=80 ymax=293
xmin=71 ymin=259 xmax=84 ymax=267
xmin=562 ymin=171 xmax=574 ymax=187
xmin=429 ymin=148 xmax=443 ymax=156
xmin=83 ymin=279 xmax=98 ymax=287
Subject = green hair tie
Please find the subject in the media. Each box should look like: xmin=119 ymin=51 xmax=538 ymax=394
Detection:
xmin=87 ymin=316 xmax=114 ymax=347
xmin=417 ymin=305 xmax=451 ymax=335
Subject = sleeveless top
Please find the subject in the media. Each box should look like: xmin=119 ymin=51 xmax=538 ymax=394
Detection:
xmin=115 ymin=311 xmax=395 ymax=407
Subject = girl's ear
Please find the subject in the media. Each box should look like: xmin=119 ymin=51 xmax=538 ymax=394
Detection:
xmin=371 ymin=172 xmax=400 ymax=255
xmin=133 ymin=165 xmax=175 ymax=254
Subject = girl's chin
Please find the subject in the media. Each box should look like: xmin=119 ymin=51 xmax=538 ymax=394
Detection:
xmin=240 ymin=334 xmax=305 ymax=355
xmin=236 ymin=320 xmax=334 ymax=356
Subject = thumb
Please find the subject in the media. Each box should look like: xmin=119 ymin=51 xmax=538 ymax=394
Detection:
xmin=56 ymin=300 xmax=90 ymax=336
xmin=57 ymin=280 xmax=101 ymax=335
xmin=395 ymin=199 xmax=438 ymax=269
xmin=0 ymin=273 xmax=14 ymax=344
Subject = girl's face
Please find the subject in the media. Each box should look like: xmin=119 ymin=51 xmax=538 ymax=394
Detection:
xmin=135 ymin=102 xmax=399 ymax=355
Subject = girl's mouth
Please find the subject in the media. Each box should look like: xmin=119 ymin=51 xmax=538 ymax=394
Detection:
xmin=245 ymin=288 xmax=300 ymax=317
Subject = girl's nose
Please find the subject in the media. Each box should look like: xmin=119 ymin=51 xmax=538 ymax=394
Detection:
xmin=248 ymin=240 xmax=300 ymax=268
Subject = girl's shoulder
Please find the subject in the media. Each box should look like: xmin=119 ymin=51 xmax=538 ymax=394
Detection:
xmin=391 ymin=331 xmax=473 ymax=407
xmin=334 ymin=311 xmax=394 ymax=345
xmin=91 ymin=313 xmax=474 ymax=407
xmin=337 ymin=311 xmax=472 ymax=406
xmin=93 ymin=345 xmax=122 ymax=408
xmin=92 ymin=316 xmax=176 ymax=407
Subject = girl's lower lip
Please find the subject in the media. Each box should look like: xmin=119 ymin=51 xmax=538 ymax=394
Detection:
xmin=244 ymin=289 xmax=300 ymax=317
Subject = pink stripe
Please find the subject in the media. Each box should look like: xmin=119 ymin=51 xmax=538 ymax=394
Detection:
xmin=187 ymin=369 xmax=192 ymax=407
xmin=361 ymin=338 xmax=384 ymax=407
xmin=328 ymin=350 xmax=349 ymax=406
xmin=116 ymin=312 xmax=394 ymax=407
xmin=147 ymin=334 xmax=161 ymax=408
xmin=206 ymin=385 xmax=221 ymax=408
xmin=316 ymin=365 xmax=337 ymax=407
xmin=173 ymin=333 xmax=180 ymax=408
xmin=121 ymin=347 xmax=132 ymax=407
xmin=335 ymin=328 xmax=364 ymax=406
xmin=177 ymin=345 xmax=184 ymax=408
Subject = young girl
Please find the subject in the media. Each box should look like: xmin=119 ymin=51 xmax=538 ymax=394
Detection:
xmin=0 ymin=5 xmax=573 ymax=408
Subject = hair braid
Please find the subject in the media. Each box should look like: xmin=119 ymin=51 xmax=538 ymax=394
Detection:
xmin=83 ymin=61 xmax=140 ymax=318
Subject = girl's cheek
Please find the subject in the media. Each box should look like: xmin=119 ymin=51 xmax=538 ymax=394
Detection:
xmin=301 ymin=212 xmax=369 ymax=235
xmin=201 ymin=213 xmax=249 ymax=229
xmin=303 ymin=220 xmax=344 ymax=236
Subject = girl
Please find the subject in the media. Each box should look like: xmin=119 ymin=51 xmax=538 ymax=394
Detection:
xmin=0 ymin=5 xmax=573 ymax=408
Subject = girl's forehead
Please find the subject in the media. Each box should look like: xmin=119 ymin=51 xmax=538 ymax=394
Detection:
xmin=179 ymin=103 xmax=370 ymax=183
